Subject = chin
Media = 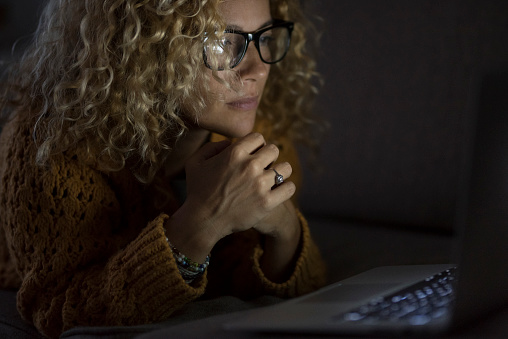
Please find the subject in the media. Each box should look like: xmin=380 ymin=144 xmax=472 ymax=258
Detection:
xmin=216 ymin=117 xmax=257 ymax=138
xmin=217 ymin=127 xmax=254 ymax=139
xmin=231 ymin=122 xmax=257 ymax=138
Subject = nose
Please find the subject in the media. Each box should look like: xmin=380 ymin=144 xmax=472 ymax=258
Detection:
xmin=236 ymin=41 xmax=269 ymax=81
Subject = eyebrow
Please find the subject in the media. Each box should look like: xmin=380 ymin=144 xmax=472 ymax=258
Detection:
xmin=226 ymin=19 xmax=275 ymax=33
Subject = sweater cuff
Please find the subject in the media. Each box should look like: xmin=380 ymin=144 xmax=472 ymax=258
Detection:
xmin=111 ymin=213 xmax=206 ymax=322
xmin=251 ymin=210 xmax=327 ymax=298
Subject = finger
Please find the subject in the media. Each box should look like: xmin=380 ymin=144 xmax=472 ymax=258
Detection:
xmin=233 ymin=132 xmax=266 ymax=155
xmin=271 ymin=162 xmax=292 ymax=181
xmin=252 ymin=143 xmax=280 ymax=169
xmin=269 ymin=180 xmax=296 ymax=202
xmin=191 ymin=139 xmax=231 ymax=164
xmin=265 ymin=162 xmax=292 ymax=187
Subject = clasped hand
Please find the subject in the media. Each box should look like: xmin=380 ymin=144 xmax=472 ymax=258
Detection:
xmin=184 ymin=132 xmax=296 ymax=241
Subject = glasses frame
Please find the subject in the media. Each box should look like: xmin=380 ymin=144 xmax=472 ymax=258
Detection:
xmin=203 ymin=19 xmax=294 ymax=70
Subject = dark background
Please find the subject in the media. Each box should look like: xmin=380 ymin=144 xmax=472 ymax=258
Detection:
xmin=302 ymin=0 xmax=508 ymax=231
xmin=1 ymin=0 xmax=507 ymax=232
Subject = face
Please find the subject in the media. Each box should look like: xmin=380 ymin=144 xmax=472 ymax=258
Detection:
xmin=186 ymin=0 xmax=272 ymax=138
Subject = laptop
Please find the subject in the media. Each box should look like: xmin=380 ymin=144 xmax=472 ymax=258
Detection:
xmin=224 ymin=72 xmax=508 ymax=336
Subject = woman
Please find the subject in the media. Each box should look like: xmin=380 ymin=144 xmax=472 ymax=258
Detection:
xmin=0 ymin=0 xmax=327 ymax=337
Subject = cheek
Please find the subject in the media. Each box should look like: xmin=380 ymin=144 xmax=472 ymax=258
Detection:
xmin=206 ymin=71 xmax=243 ymax=101
xmin=181 ymin=72 xmax=223 ymax=118
xmin=207 ymin=77 xmax=225 ymax=99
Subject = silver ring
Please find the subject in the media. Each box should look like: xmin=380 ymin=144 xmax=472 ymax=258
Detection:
xmin=272 ymin=169 xmax=284 ymax=185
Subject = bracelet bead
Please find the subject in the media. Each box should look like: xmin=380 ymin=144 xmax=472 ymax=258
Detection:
xmin=165 ymin=236 xmax=210 ymax=283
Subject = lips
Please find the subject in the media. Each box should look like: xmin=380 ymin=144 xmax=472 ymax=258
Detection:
xmin=226 ymin=96 xmax=259 ymax=110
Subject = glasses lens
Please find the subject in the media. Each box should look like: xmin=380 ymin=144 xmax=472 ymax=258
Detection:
xmin=203 ymin=23 xmax=292 ymax=70
xmin=204 ymin=33 xmax=245 ymax=70
xmin=258 ymin=26 xmax=290 ymax=64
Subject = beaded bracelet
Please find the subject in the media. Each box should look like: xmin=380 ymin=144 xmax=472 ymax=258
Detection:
xmin=166 ymin=237 xmax=210 ymax=284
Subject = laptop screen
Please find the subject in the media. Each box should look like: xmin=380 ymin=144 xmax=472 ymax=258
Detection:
xmin=453 ymin=71 xmax=508 ymax=326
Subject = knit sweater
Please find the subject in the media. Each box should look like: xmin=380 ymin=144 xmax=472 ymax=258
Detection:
xmin=0 ymin=113 xmax=327 ymax=338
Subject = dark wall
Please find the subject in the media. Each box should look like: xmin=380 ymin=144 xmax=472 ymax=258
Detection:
xmin=0 ymin=0 xmax=42 ymax=59
xmin=300 ymin=0 xmax=508 ymax=230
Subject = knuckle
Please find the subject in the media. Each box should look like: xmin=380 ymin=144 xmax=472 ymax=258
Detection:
xmin=229 ymin=146 xmax=245 ymax=162
xmin=246 ymin=158 xmax=263 ymax=174
xmin=259 ymin=194 xmax=273 ymax=210
xmin=253 ymin=176 xmax=265 ymax=191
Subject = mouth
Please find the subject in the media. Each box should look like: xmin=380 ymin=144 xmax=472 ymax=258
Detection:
xmin=226 ymin=96 xmax=259 ymax=111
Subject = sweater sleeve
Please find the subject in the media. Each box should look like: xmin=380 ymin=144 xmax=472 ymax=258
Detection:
xmin=0 ymin=122 xmax=206 ymax=338
xmin=250 ymin=210 xmax=328 ymax=297
xmin=205 ymin=210 xmax=327 ymax=299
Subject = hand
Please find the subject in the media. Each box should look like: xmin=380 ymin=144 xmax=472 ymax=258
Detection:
xmin=184 ymin=133 xmax=295 ymax=240
xmin=165 ymin=132 xmax=297 ymax=267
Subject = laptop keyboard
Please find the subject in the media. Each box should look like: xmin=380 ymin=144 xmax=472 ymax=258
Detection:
xmin=341 ymin=267 xmax=457 ymax=325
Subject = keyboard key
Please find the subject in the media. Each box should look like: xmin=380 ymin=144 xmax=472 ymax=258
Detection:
xmin=341 ymin=267 xmax=457 ymax=325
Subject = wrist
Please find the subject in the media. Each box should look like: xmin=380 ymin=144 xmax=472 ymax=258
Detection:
xmin=164 ymin=202 xmax=219 ymax=263
xmin=259 ymin=205 xmax=302 ymax=283
xmin=263 ymin=210 xmax=301 ymax=253
xmin=263 ymin=201 xmax=301 ymax=241
xmin=166 ymin=238 xmax=210 ymax=284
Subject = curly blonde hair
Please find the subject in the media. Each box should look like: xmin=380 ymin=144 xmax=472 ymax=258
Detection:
xmin=1 ymin=0 xmax=320 ymax=182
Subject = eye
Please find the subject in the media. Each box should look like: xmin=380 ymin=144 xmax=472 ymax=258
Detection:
xmin=259 ymin=33 xmax=274 ymax=46
xmin=222 ymin=37 xmax=234 ymax=47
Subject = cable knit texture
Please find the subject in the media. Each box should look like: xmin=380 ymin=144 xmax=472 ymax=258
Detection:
xmin=0 ymin=113 xmax=327 ymax=338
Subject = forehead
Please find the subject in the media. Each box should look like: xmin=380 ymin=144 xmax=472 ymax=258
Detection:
xmin=218 ymin=0 xmax=271 ymax=31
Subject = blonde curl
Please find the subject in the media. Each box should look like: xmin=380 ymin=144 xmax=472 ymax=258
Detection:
xmin=1 ymin=0 xmax=321 ymax=182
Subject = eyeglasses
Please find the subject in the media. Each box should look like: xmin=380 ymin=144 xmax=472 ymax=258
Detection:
xmin=203 ymin=20 xmax=294 ymax=71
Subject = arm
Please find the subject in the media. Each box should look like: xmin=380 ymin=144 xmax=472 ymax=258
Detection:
xmin=252 ymin=210 xmax=328 ymax=298
xmin=204 ymin=210 xmax=327 ymax=299
xmin=258 ymin=199 xmax=302 ymax=283
xmin=0 ymin=136 xmax=206 ymax=338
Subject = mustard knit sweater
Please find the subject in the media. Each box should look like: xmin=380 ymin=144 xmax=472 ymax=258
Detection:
xmin=0 ymin=114 xmax=327 ymax=338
